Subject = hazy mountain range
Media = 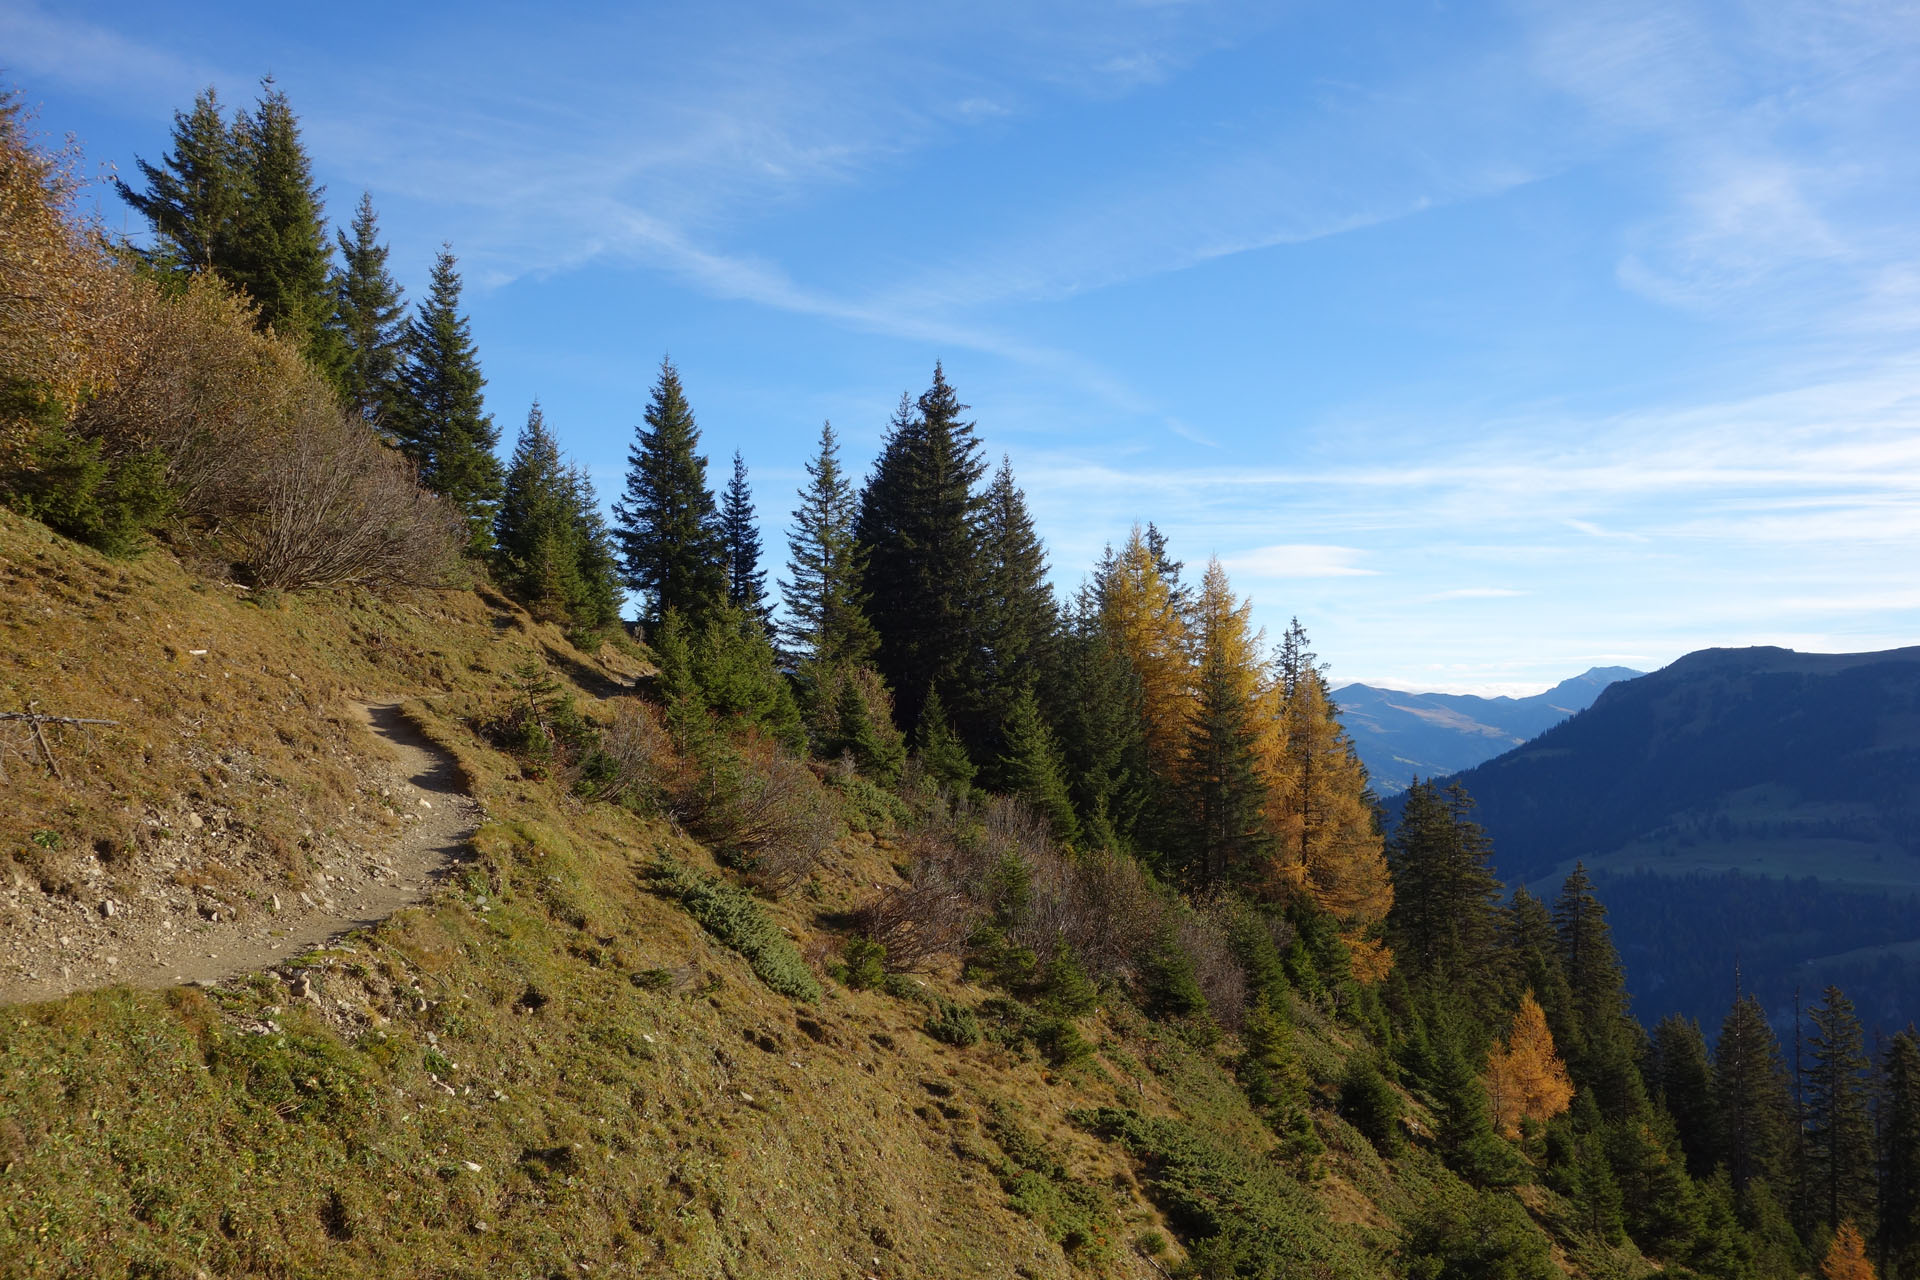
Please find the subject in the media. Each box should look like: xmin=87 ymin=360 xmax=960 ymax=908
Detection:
xmin=1411 ymin=645 xmax=1920 ymax=1032
xmin=1334 ymin=667 xmax=1641 ymax=794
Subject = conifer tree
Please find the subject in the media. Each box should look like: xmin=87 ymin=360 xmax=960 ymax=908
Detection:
xmin=329 ymin=192 xmax=407 ymax=428
xmin=856 ymin=366 xmax=987 ymax=736
xmin=996 ymin=688 xmax=1079 ymax=848
xmin=1880 ymin=1029 xmax=1920 ymax=1280
xmin=1048 ymin=588 xmax=1149 ymax=852
xmin=1388 ymin=780 xmax=1502 ymax=986
xmin=973 ymin=456 xmax=1057 ymax=754
xmin=1096 ymin=527 xmax=1192 ymax=782
xmin=1270 ymin=619 xmax=1392 ymax=932
xmin=1714 ymin=992 xmax=1793 ymax=1194
xmin=1179 ymin=559 xmax=1270 ymax=886
xmin=1498 ymin=888 xmax=1577 ymax=1048
xmin=1484 ymin=991 xmax=1576 ymax=1139
xmin=1804 ymin=986 xmax=1876 ymax=1235
xmin=780 ymin=421 xmax=877 ymax=669
xmin=913 ymin=685 xmax=976 ymax=797
xmin=494 ymin=402 xmax=620 ymax=631
xmin=1554 ymin=864 xmax=1648 ymax=1116
xmin=115 ymin=87 xmax=245 ymax=274
xmin=612 ymin=357 xmax=726 ymax=628
xmin=814 ymin=664 xmax=905 ymax=784
xmin=1649 ymin=1014 xmax=1719 ymax=1179
xmin=720 ymin=450 xmax=771 ymax=630
xmin=392 ymin=246 xmax=501 ymax=554
xmin=1827 ymin=1222 xmax=1878 ymax=1280
xmin=228 ymin=80 xmax=336 ymax=361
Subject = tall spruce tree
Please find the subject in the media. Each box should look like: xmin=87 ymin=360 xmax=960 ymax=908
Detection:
xmin=228 ymin=80 xmax=335 ymax=360
xmin=494 ymin=402 xmax=620 ymax=631
xmin=329 ymin=192 xmax=407 ymax=428
xmin=612 ymin=357 xmax=726 ymax=628
xmin=913 ymin=684 xmax=976 ymax=796
xmin=392 ymin=246 xmax=501 ymax=553
xmin=1649 ymin=1015 xmax=1719 ymax=1179
xmin=995 ymin=688 xmax=1079 ymax=848
xmin=1387 ymin=780 xmax=1502 ymax=987
xmin=115 ymin=87 xmax=245 ymax=274
xmin=973 ymin=456 xmax=1056 ymax=755
xmin=1498 ymin=888 xmax=1576 ymax=1049
xmin=780 ymin=421 xmax=877 ymax=669
xmin=719 ymin=450 xmax=771 ymax=631
xmin=1881 ymin=1028 xmax=1920 ymax=1280
xmin=1048 ymin=586 xmax=1149 ymax=852
xmin=1804 ymin=985 xmax=1876 ymax=1235
xmin=1714 ymin=992 xmax=1793 ymax=1194
xmin=1553 ymin=864 xmax=1648 ymax=1117
xmin=1179 ymin=558 xmax=1271 ymax=886
xmin=856 ymin=365 xmax=987 ymax=737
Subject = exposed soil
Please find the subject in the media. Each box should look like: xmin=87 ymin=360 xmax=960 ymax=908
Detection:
xmin=0 ymin=700 xmax=477 ymax=1005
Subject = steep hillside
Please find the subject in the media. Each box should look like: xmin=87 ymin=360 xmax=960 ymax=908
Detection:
xmin=1424 ymin=645 xmax=1920 ymax=1028
xmin=0 ymin=512 xmax=1601 ymax=1280
xmin=1334 ymin=668 xmax=1638 ymax=794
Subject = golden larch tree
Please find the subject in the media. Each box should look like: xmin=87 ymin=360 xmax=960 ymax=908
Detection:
xmin=1097 ymin=526 xmax=1193 ymax=779
xmin=1484 ymin=991 xmax=1576 ymax=1138
xmin=1823 ymin=1222 xmax=1875 ymax=1280
xmin=1262 ymin=620 xmax=1393 ymax=955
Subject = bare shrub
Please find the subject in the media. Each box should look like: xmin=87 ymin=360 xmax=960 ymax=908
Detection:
xmin=590 ymin=699 xmax=677 ymax=811
xmin=225 ymin=405 xmax=463 ymax=591
xmin=685 ymin=738 xmax=841 ymax=892
xmin=852 ymin=870 xmax=978 ymax=972
xmin=1176 ymin=903 xmax=1248 ymax=1032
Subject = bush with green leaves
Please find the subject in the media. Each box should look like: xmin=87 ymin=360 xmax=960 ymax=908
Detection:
xmin=1402 ymin=1185 xmax=1558 ymax=1280
xmin=1338 ymin=1052 xmax=1404 ymax=1157
xmin=646 ymin=858 xmax=819 ymax=1001
xmin=925 ymin=998 xmax=982 ymax=1047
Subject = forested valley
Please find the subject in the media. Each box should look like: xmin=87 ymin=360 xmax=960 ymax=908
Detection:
xmin=2 ymin=77 xmax=1916 ymax=1280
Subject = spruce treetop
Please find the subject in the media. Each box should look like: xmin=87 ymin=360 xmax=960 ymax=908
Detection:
xmin=612 ymin=356 xmax=726 ymax=627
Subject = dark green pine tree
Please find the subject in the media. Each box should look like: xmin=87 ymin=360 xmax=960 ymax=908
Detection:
xmin=612 ymin=357 xmax=726 ymax=628
xmin=1713 ymin=992 xmax=1793 ymax=1194
xmin=856 ymin=366 xmax=987 ymax=737
xmin=392 ymin=246 xmax=501 ymax=554
xmin=328 ymin=192 xmax=407 ymax=428
xmin=719 ymin=450 xmax=771 ymax=631
xmin=973 ymin=456 xmax=1057 ymax=757
xmin=1553 ymin=864 xmax=1649 ymax=1117
xmin=493 ymin=402 xmax=621 ymax=631
xmin=115 ymin=87 xmax=246 ymax=274
xmin=1649 ymin=1014 xmax=1719 ymax=1179
xmin=1178 ymin=619 xmax=1271 ymax=887
xmin=228 ymin=80 xmax=337 ymax=364
xmin=780 ymin=421 xmax=877 ymax=669
xmin=1387 ymin=780 xmax=1503 ymax=987
xmin=1881 ymin=1028 xmax=1920 ymax=1280
xmin=995 ymin=688 xmax=1079 ymax=848
xmin=1803 ymin=985 xmax=1876 ymax=1235
xmin=913 ymin=684 xmax=976 ymax=797
xmin=1047 ymin=586 xmax=1149 ymax=853
xmin=1498 ymin=887 xmax=1576 ymax=1048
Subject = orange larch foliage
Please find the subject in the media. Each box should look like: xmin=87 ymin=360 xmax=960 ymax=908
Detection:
xmin=1484 ymin=991 xmax=1576 ymax=1138
xmin=1823 ymin=1222 xmax=1876 ymax=1280
xmin=1098 ymin=527 xmax=1194 ymax=779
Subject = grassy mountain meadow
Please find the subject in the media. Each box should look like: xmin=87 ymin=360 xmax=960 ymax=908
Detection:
xmin=5 ymin=73 xmax=1919 ymax=1280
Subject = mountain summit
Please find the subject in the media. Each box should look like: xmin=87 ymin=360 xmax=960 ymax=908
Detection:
xmin=1335 ymin=666 xmax=1640 ymax=793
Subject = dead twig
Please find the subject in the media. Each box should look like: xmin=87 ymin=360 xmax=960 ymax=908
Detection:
xmin=4 ymin=708 xmax=119 ymax=783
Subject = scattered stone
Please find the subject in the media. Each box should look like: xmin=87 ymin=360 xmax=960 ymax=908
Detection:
xmin=287 ymin=972 xmax=313 ymax=1000
xmin=99 ymin=900 xmax=115 ymax=919
xmin=739 ymin=1092 xmax=754 ymax=1103
xmin=268 ymin=893 xmax=281 ymax=913
xmin=471 ymin=1221 xmax=489 ymax=1234
xmin=186 ymin=813 xmax=203 ymax=829
xmin=418 ymin=798 xmax=432 ymax=810
xmin=461 ymin=1160 xmax=482 ymax=1172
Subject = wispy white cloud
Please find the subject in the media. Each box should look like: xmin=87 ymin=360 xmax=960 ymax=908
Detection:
xmin=1222 ymin=545 xmax=1379 ymax=579
xmin=1425 ymin=587 xmax=1527 ymax=601
xmin=0 ymin=3 xmax=223 ymax=108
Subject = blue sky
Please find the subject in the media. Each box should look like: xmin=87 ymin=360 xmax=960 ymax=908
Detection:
xmin=8 ymin=0 xmax=1920 ymax=693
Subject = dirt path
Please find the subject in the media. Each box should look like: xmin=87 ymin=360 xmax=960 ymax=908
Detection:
xmin=0 ymin=701 xmax=478 ymax=1006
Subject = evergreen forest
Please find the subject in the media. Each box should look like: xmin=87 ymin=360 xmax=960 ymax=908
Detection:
xmin=3 ymin=76 xmax=1918 ymax=1280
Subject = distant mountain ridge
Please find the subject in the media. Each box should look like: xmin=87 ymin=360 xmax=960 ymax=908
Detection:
xmin=1334 ymin=666 xmax=1641 ymax=794
xmin=1411 ymin=644 xmax=1920 ymax=1031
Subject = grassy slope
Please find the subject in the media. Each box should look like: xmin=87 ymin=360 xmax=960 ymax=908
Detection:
xmin=0 ymin=511 xmax=1562 ymax=1279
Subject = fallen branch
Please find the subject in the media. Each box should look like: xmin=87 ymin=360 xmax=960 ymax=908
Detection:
xmin=2 ymin=710 xmax=119 ymax=782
